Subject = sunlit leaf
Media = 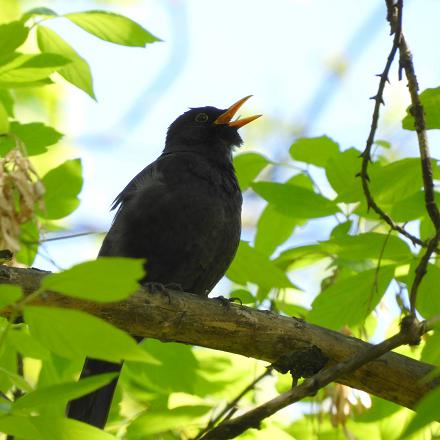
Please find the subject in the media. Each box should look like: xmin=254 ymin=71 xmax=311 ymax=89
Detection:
xmin=125 ymin=340 xmax=198 ymax=395
xmin=252 ymin=181 xmax=339 ymax=218
xmin=255 ymin=174 xmax=312 ymax=256
xmin=0 ymin=366 xmax=33 ymax=393
xmin=290 ymin=135 xmax=339 ymax=167
xmin=416 ymin=264 xmax=440 ymax=319
xmin=325 ymin=147 xmax=363 ymax=203
xmin=16 ymin=219 xmax=40 ymax=266
xmin=7 ymin=329 xmax=50 ymax=360
xmin=0 ymin=285 xmax=22 ymax=309
xmin=320 ymin=233 xmax=413 ymax=264
xmin=400 ymin=387 xmax=440 ymax=438
xmin=0 ymin=89 xmax=14 ymax=116
xmin=10 ymin=122 xmax=62 ymax=156
xmin=12 ymin=373 xmax=118 ymax=411
xmin=354 ymin=396 xmax=401 ymax=422
xmin=402 ymin=87 xmax=440 ymax=130
xmin=420 ymin=331 xmax=440 ymax=365
xmin=0 ymin=415 xmax=116 ymax=439
xmin=308 ymin=265 xmax=395 ymax=329
xmin=0 ymin=22 xmax=29 ymax=57
xmin=234 ymin=152 xmax=270 ymax=190
xmin=126 ymin=405 xmax=210 ymax=438
xmin=227 ymin=241 xmax=293 ymax=288
xmin=37 ymin=26 xmax=95 ymax=99
xmin=40 ymin=158 xmax=83 ymax=219
xmin=41 ymin=258 xmax=144 ymax=302
xmin=24 ymin=306 xmax=157 ymax=364
xmin=65 ymin=11 xmax=160 ymax=47
xmin=274 ymin=244 xmax=329 ymax=271
xmin=0 ymin=101 xmax=9 ymax=133
xmin=21 ymin=7 xmax=58 ymax=22
xmin=0 ymin=53 xmax=70 ymax=85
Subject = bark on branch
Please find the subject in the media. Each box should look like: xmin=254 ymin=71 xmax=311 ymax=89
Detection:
xmin=0 ymin=265 xmax=437 ymax=411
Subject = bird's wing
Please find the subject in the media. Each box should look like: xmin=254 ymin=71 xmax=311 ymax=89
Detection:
xmin=110 ymin=161 xmax=162 ymax=214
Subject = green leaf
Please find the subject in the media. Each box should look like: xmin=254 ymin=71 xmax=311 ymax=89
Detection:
xmin=41 ymin=258 xmax=144 ymax=302
xmin=320 ymin=233 xmax=413 ymax=265
xmin=274 ymin=244 xmax=329 ymax=271
xmin=354 ymin=396 xmax=401 ymax=422
xmin=37 ymin=26 xmax=95 ymax=99
xmin=290 ymin=135 xmax=339 ymax=167
xmin=24 ymin=306 xmax=157 ymax=364
xmin=65 ymin=11 xmax=160 ymax=47
xmin=41 ymin=158 xmax=82 ymax=219
xmin=13 ymin=373 xmax=118 ymax=411
xmin=7 ymin=330 xmax=50 ymax=360
xmin=0 ymin=53 xmax=70 ymax=85
xmin=233 ymin=152 xmax=270 ymax=190
xmin=325 ymin=147 xmax=363 ymax=203
xmin=0 ymin=89 xmax=14 ymax=117
xmin=22 ymin=7 xmax=58 ymax=22
xmin=0 ymin=366 xmax=33 ymax=393
xmin=0 ymin=22 xmax=29 ymax=57
xmin=308 ymin=265 xmax=395 ymax=330
xmin=16 ymin=219 xmax=40 ymax=266
xmin=369 ymin=158 xmax=425 ymax=205
xmin=400 ymin=387 xmax=440 ymax=438
xmin=402 ymin=87 xmax=440 ymax=130
xmin=0 ymin=101 xmax=9 ymax=133
xmin=252 ymin=181 xmax=339 ymax=218
xmin=0 ymin=415 xmax=117 ymax=439
xmin=416 ymin=264 xmax=440 ymax=319
xmin=126 ymin=405 xmax=211 ymax=438
xmin=125 ymin=340 xmax=198 ymax=395
xmin=255 ymin=174 xmax=312 ymax=255
xmin=0 ymin=285 xmax=22 ymax=309
xmin=10 ymin=122 xmax=62 ymax=156
xmin=227 ymin=241 xmax=293 ymax=288
xmin=420 ymin=331 xmax=440 ymax=365
xmin=330 ymin=220 xmax=352 ymax=239
xmin=230 ymin=289 xmax=255 ymax=305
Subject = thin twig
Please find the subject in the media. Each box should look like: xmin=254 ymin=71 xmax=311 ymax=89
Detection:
xmin=397 ymin=33 xmax=440 ymax=312
xmin=193 ymin=369 xmax=272 ymax=440
xmin=359 ymin=0 xmax=424 ymax=248
xmin=201 ymin=317 xmax=425 ymax=440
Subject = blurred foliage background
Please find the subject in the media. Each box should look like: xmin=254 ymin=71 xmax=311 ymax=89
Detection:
xmin=0 ymin=0 xmax=440 ymax=439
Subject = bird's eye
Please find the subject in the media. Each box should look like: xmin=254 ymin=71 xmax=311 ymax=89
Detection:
xmin=195 ymin=112 xmax=209 ymax=123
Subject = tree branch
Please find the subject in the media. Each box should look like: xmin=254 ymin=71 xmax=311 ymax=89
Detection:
xmin=0 ymin=265 xmax=438 ymax=412
xmin=201 ymin=317 xmax=425 ymax=439
xmin=396 ymin=33 xmax=440 ymax=313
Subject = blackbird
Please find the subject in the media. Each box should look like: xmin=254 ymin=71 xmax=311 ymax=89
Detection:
xmin=67 ymin=96 xmax=261 ymax=427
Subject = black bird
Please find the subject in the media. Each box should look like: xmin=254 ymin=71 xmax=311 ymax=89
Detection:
xmin=67 ymin=96 xmax=261 ymax=428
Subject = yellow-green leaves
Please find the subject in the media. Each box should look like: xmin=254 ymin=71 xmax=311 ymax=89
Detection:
xmin=290 ymin=135 xmax=339 ymax=167
xmin=24 ymin=307 xmax=157 ymax=364
xmin=234 ymin=152 xmax=271 ymax=190
xmin=64 ymin=11 xmax=160 ymax=47
xmin=0 ymin=21 xmax=29 ymax=57
xmin=402 ymin=87 xmax=440 ymax=130
xmin=41 ymin=158 xmax=83 ymax=219
xmin=41 ymin=258 xmax=144 ymax=302
xmin=37 ymin=26 xmax=95 ymax=99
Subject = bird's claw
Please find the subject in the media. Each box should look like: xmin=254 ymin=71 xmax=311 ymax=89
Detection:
xmin=142 ymin=282 xmax=172 ymax=304
xmin=213 ymin=295 xmax=242 ymax=307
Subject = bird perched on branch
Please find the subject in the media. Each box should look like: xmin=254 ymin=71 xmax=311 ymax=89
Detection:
xmin=67 ymin=96 xmax=261 ymax=428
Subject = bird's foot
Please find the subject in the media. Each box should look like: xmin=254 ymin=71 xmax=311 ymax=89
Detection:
xmin=213 ymin=295 xmax=242 ymax=307
xmin=142 ymin=282 xmax=172 ymax=304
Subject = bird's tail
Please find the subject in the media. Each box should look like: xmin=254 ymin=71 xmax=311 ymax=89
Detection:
xmin=67 ymin=358 xmax=122 ymax=428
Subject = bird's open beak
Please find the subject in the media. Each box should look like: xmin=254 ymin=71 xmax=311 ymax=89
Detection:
xmin=214 ymin=96 xmax=262 ymax=128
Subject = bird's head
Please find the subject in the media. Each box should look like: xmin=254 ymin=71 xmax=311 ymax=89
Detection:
xmin=164 ymin=96 xmax=261 ymax=158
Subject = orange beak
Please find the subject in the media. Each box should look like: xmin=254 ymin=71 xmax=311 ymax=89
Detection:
xmin=214 ymin=95 xmax=262 ymax=128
